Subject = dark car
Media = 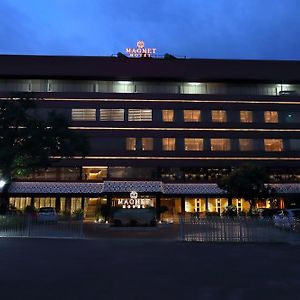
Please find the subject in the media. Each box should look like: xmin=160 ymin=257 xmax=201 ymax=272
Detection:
xmin=259 ymin=208 xmax=282 ymax=219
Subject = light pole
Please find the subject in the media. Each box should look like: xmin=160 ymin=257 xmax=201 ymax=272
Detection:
xmin=0 ymin=180 xmax=6 ymax=189
xmin=0 ymin=179 xmax=7 ymax=214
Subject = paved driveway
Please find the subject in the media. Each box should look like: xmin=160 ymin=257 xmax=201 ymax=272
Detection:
xmin=0 ymin=238 xmax=300 ymax=300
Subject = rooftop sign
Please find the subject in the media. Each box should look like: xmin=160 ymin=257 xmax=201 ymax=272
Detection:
xmin=125 ymin=41 xmax=157 ymax=58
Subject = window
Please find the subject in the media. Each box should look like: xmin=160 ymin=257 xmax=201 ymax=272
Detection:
xmin=162 ymin=110 xmax=174 ymax=122
xmin=210 ymin=139 xmax=231 ymax=151
xmin=239 ymin=139 xmax=254 ymax=151
xmin=71 ymin=109 xmax=96 ymax=121
xmin=289 ymin=139 xmax=300 ymax=151
xmin=128 ymin=109 xmax=152 ymax=121
xmin=240 ymin=111 xmax=253 ymax=123
xmin=184 ymin=110 xmax=201 ymax=122
xmin=211 ymin=110 xmax=227 ymax=122
xmin=100 ymin=109 xmax=124 ymax=121
xmin=142 ymin=138 xmax=154 ymax=151
xmin=184 ymin=138 xmax=203 ymax=151
xmin=264 ymin=111 xmax=278 ymax=123
xmin=162 ymin=138 xmax=176 ymax=151
xmin=126 ymin=138 xmax=136 ymax=151
xmin=264 ymin=139 xmax=283 ymax=152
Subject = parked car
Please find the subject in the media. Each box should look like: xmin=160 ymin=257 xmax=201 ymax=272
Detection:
xmin=273 ymin=209 xmax=300 ymax=231
xmin=37 ymin=207 xmax=57 ymax=223
xmin=258 ymin=208 xmax=282 ymax=219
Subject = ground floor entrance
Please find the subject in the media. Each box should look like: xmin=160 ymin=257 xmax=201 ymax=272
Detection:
xmin=9 ymin=195 xmax=285 ymax=221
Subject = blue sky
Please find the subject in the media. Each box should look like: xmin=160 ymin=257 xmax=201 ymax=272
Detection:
xmin=0 ymin=0 xmax=300 ymax=60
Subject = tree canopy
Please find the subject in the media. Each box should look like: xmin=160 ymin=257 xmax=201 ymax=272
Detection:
xmin=0 ymin=96 xmax=89 ymax=181
xmin=217 ymin=164 xmax=275 ymax=211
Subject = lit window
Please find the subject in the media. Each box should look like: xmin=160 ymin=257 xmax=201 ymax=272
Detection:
xmin=184 ymin=138 xmax=203 ymax=151
xmin=162 ymin=110 xmax=174 ymax=122
xmin=128 ymin=109 xmax=152 ymax=121
xmin=239 ymin=139 xmax=253 ymax=151
xmin=210 ymin=139 xmax=231 ymax=151
xmin=184 ymin=110 xmax=201 ymax=122
xmin=162 ymin=138 xmax=176 ymax=151
xmin=71 ymin=109 xmax=96 ymax=121
xmin=142 ymin=138 xmax=153 ymax=151
xmin=264 ymin=111 xmax=278 ymax=123
xmin=240 ymin=111 xmax=253 ymax=123
xmin=264 ymin=139 xmax=283 ymax=152
xmin=211 ymin=110 xmax=227 ymax=122
xmin=126 ymin=138 xmax=136 ymax=151
xmin=100 ymin=109 xmax=124 ymax=121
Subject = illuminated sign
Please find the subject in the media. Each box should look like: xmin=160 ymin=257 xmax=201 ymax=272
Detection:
xmin=125 ymin=41 xmax=157 ymax=58
xmin=117 ymin=191 xmax=154 ymax=209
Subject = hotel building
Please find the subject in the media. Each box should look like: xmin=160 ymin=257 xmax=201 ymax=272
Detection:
xmin=1 ymin=54 xmax=300 ymax=219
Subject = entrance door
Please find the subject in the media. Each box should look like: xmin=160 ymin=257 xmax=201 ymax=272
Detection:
xmin=85 ymin=198 xmax=107 ymax=220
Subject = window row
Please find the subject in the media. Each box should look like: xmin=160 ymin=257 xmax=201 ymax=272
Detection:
xmin=72 ymin=109 xmax=152 ymax=121
xmin=126 ymin=138 xmax=286 ymax=152
xmin=1 ymin=79 xmax=299 ymax=97
xmin=72 ymin=108 xmax=291 ymax=123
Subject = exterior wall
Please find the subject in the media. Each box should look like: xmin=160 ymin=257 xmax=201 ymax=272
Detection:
xmin=1 ymin=56 xmax=300 ymax=216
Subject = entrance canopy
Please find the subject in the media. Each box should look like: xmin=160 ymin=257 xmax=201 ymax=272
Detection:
xmin=6 ymin=181 xmax=300 ymax=196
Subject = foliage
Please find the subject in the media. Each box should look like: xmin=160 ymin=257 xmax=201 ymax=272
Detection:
xmin=24 ymin=205 xmax=36 ymax=214
xmin=222 ymin=205 xmax=238 ymax=216
xmin=206 ymin=212 xmax=220 ymax=217
xmin=72 ymin=209 xmax=84 ymax=220
xmin=0 ymin=96 xmax=89 ymax=181
xmin=217 ymin=164 xmax=276 ymax=212
xmin=0 ymin=215 xmax=26 ymax=229
xmin=98 ymin=204 xmax=111 ymax=221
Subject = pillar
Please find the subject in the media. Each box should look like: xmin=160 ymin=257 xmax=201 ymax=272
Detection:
xmin=107 ymin=194 xmax=112 ymax=220
xmin=156 ymin=194 xmax=161 ymax=220
xmin=30 ymin=197 xmax=34 ymax=208
xmin=55 ymin=196 xmax=60 ymax=212
xmin=181 ymin=197 xmax=185 ymax=214
xmin=65 ymin=197 xmax=71 ymax=214
xmin=205 ymin=197 xmax=209 ymax=211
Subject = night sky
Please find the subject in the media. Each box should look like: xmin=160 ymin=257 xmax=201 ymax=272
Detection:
xmin=1 ymin=0 xmax=300 ymax=60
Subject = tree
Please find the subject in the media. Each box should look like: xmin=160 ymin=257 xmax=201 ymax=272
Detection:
xmin=217 ymin=164 xmax=275 ymax=213
xmin=0 ymin=96 xmax=89 ymax=212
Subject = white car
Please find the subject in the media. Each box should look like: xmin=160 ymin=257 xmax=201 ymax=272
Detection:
xmin=273 ymin=209 xmax=300 ymax=231
xmin=37 ymin=207 xmax=58 ymax=223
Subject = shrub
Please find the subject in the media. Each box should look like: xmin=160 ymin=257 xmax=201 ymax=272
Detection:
xmin=222 ymin=205 xmax=238 ymax=217
xmin=72 ymin=209 xmax=84 ymax=220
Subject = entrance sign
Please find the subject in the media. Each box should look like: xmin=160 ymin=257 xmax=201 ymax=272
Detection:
xmin=117 ymin=191 xmax=153 ymax=209
xmin=125 ymin=41 xmax=157 ymax=58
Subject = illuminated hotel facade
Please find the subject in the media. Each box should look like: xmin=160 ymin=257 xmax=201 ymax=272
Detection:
xmin=1 ymin=54 xmax=300 ymax=219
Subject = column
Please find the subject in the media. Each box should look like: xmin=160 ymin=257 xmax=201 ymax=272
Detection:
xmin=156 ymin=194 xmax=161 ymax=220
xmin=205 ymin=197 xmax=209 ymax=211
xmin=181 ymin=197 xmax=185 ymax=214
xmin=65 ymin=197 xmax=71 ymax=214
xmin=81 ymin=197 xmax=84 ymax=210
xmin=107 ymin=195 xmax=112 ymax=221
xmin=55 ymin=196 xmax=60 ymax=212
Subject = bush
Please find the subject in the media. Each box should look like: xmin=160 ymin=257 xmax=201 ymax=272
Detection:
xmin=72 ymin=209 xmax=84 ymax=220
xmin=206 ymin=212 xmax=220 ymax=217
xmin=222 ymin=205 xmax=238 ymax=217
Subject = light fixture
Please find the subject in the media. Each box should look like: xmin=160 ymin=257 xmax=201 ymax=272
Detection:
xmin=118 ymin=81 xmax=132 ymax=85
xmin=0 ymin=180 xmax=6 ymax=189
xmin=187 ymin=82 xmax=201 ymax=86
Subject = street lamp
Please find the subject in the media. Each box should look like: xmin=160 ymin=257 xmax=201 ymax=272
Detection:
xmin=0 ymin=180 xmax=6 ymax=189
